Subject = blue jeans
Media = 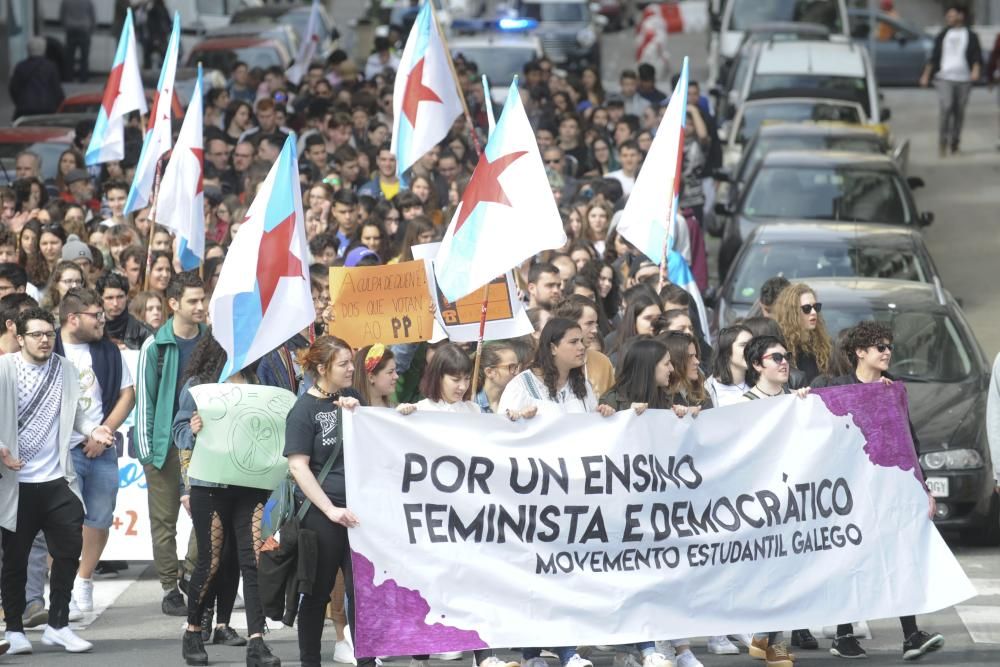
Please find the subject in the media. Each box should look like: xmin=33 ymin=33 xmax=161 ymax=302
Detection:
xmin=522 ymin=647 xmax=577 ymax=665
xmin=71 ymin=445 xmax=120 ymax=529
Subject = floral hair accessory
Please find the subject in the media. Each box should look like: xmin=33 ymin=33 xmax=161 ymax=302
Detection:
xmin=365 ymin=343 xmax=386 ymax=374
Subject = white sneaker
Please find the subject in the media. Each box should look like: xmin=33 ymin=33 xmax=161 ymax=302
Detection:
xmin=4 ymin=631 xmax=32 ymax=655
xmin=673 ymin=650 xmax=702 ymax=667
xmin=479 ymin=657 xmax=519 ymax=667
xmin=613 ymin=652 xmax=643 ymax=667
xmin=522 ymin=658 xmax=549 ymax=667
xmin=565 ymin=655 xmax=594 ymax=667
xmin=432 ymin=652 xmax=464 ymax=660
xmin=707 ymin=636 xmax=739 ymax=655
xmin=74 ymin=577 xmax=95 ymax=612
xmin=41 ymin=625 xmax=93 ymax=653
xmin=642 ymin=652 xmax=674 ymax=667
xmin=334 ymin=639 xmax=358 ymax=665
xmin=68 ymin=598 xmax=84 ymax=621
xmin=654 ymin=642 xmax=676 ymax=660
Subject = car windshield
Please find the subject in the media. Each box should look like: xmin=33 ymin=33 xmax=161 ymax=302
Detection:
xmin=738 ymin=133 xmax=881 ymax=181
xmin=750 ymin=75 xmax=869 ymax=113
xmin=521 ymin=2 xmax=587 ymax=21
xmin=743 ymin=166 xmax=911 ymax=223
xmin=819 ymin=307 xmax=973 ymax=382
xmin=736 ymin=102 xmax=862 ymax=144
xmin=191 ymin=45 xmax=282 ymax=71
xmin=729 ymin=0 xmax=843 ymax=31
xmin=452 ymin=47 xmax=537 ymax=87
xmin=732 ymin=241 xmax=927 ymax=300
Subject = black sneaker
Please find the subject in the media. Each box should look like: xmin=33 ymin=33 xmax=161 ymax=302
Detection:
xmin=246 ymin=636 xmax=281 ymax=667
xmin=213 ymin=625 xmax=247 ymax=647
xmin=162 ymin=588 xmax=187 ymax=617
xmin=903 ymin=631 xmax=944 ymax=660
xmin=791 ymin=629 xmax=819 ymax=650
xmin=182 ymin=630 xmax=208 ymax=666
xmin=830 ymin=635 xmax=867 ymax=659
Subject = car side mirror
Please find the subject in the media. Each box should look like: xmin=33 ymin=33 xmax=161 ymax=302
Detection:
xmin=895 ymin=33 xmax=909 ymax=46
xmin=907 ymin=176 xmax=925 ymax=189
xmin=880 ymin=107 xmax=892 ymax=122
xmin=715 ymin=201 xmax=734 ymax=216
xmin=919 ymin=211 xmax=934 ymax=227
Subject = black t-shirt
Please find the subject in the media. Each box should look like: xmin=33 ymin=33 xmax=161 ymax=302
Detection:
xmin=173 ymin=330 xmax=204 ymax=411
xmin=282 ymin=388 xmax=361 ymax=506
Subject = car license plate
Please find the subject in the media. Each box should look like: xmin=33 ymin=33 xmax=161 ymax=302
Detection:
xmin=926 ymin=477 xmax=949 ymax=498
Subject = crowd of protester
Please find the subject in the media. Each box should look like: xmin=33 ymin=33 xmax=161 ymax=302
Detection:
xmin=0 ymin=30 xmax=946 ymax=667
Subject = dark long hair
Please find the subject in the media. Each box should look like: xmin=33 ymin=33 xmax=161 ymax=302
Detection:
xmin=419 ymin=343 xmax=473 ymax=402
xmin=613 ymin=291 xmax=661 ymax=355
xmin=533 ymin=317 xmax=588 ymax=401
xmin=663 ymin=331 xmax=708 ymax=406
xmin=609 ymin=337 xmax=672 ymax=409
xmin=181 ymin=330 xmax=230 ymax=386
xmin=580 ymin=258 xmax=620 ymax=322
xmin=711 ymin=324 xmax=752 ymax=385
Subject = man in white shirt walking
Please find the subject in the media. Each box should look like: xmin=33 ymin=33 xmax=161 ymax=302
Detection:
xmin=920 ymin=4 xmax=983 ymax=155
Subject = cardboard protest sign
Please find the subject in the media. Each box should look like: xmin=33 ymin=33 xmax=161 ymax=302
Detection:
xmin=412 ymin=242 xmax=532 ymax=342
xmin=328 ymin=261 xmax=434 ymax=348
xmin=187 ymin=383 xmax=295 ymax=491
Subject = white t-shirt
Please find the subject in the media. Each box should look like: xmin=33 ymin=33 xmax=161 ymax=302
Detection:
xmin=414 ymin=399 xmax=481 ymax=414
xmin=498 ymin=370 xmax=598 ymax=416
xmin=705 ymin=376 xmax=749 ymax=408
xmin=606 ymin=169 xmax=636 ymax=197
xmin=62 ymin=341 xmax=134 ymax=447
xmin=16 ymin=356 xmax=62 ymax=483
xmin=938 ymin=27 xmax=971 ymax=81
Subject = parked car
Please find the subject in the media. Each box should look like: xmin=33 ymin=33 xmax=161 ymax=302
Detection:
xmin=716 ymin=150 xmax=932 ymax=277
xmin=802 ymin=277 xmax=998 ymax=544
xmin=720 ymin=92 xmax=868 ymax=168
xmin=710 ymin=222 xmax=940 ymax=329
xmin=732 ymin=38 xmax=884 ymax=125
xmin=709 ymin=0 xmax=849 ymax=85
xmin=58 ymin=89 xmax=158 ymax=115
xmin=185 ymin=37 xmax=292 ymax=72
xmin=13 ymin=112 xmax=96 ymax=129
xmin=0 ymin=127 xmax=75 ymax=184
xmin=510 ymin=0 xmax=606 ymax=71
xmin=204 ymin=25 xmax=300 ymax=66
xmin=848 ymin=9 xmax=934 ymax=86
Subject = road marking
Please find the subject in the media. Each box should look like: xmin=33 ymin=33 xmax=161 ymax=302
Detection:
xmin=954 ymin=605 xmax=1000 ymax=644
xmin=968 ymin=578 xmax=1000 ymax=597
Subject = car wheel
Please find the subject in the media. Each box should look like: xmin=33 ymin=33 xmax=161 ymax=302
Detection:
xmin=962 ymin=490 xmax=1000 ymax=546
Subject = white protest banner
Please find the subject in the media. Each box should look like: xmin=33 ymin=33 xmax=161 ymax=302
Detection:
xmin=105 ymin=350 xmax=193 ymax=561
xmin=412 ymin=241 xmax=532 ymax=342
xmin=343 ymin=383 xmax=975 ymax=656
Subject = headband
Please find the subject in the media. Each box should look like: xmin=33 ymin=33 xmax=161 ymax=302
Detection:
xmin=365 ymin=343 xmax=386 ymax=375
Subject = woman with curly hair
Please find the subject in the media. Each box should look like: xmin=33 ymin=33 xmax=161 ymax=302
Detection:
xmin=40 ymin=260 xmax=85 ymax=314
xmin=772 ymin=282 xmax=832 ymax=384
xmin=18 ymin=219 xmax=49 ymax=286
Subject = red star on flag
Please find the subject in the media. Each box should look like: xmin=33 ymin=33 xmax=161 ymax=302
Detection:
xmin=190 ymin=147 xmax=204 ymax=195
xmin=100 ymin=64 xmax=124 ymax=117
xmin=454 ymin=150 xmax=528 ymax=233
xmin=257 ymin=214 xmax=303 ymax=313
xmin=401 ymin=57 xmax=442 ymax=127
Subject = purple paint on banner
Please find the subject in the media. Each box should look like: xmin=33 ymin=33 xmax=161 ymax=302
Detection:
xmin=351 ymin=550 xmax=488 ymax=656
xmin=814 ymin=382 xmax=924 ymax=484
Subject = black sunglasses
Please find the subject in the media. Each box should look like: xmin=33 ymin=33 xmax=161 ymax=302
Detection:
xmin=800 ymin=303 xmax=823 ymax=314
xmin=874 ymin=343 xmax=894 ymax=353
xmin=764 ymin=352 xmax=792 ymax=365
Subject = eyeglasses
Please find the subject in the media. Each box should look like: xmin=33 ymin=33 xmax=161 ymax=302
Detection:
xmin=60 ymin=278 xmax=84 ymax=287
xmin=873 ymin=343 xmax=894 ymax=353
xmin=490 ymin=363 xmax=520 ymax=375
xmin=74 ymin=311 xmax=106 ymax=322
xmin=800 ymin=303 xmax=823 ymax=315
xmin=764 ymin=352 xmax=792 ymax=365
xmin=22 ymin=331 xmax=56 ymax=340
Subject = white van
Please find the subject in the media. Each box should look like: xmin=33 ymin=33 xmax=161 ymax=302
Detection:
xmin=708 ymin=0 xmax=849 ymax=85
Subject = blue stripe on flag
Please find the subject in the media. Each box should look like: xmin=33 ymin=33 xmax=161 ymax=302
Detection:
xmin=646 ymin=217 xmax=667 ymax=266
xmin=412 ymin=2 xmax=432 ymax=61
xmin=264 ymin=145 xmax=296 ymax=232
xmin=177 ymin=237 xmax=200 ymax=272
xmin=222 ymin=283 xmax=264 ymax=380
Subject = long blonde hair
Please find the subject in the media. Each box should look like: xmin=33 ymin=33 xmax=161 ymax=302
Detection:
xmin=773 ymin=283 xmax=832 ymax=374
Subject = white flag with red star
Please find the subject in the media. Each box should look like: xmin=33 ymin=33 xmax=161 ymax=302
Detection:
xmin=390 ymin=1 xmax=463 ymax=178
xmin=155 ymin=64 xmax=205 ymax=271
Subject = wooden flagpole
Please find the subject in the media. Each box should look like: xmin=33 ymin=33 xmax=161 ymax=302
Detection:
xmin=430 ymin=1 xmax=484 ymax=158
xmin=143 ymin=158 xmax=165 ymax=291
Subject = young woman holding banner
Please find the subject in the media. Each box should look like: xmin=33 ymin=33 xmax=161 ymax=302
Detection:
xmin=475 ymin=341 xmax=522 ymax=414
xmin=283 ymin=336 xmax=372 ymax=667
xmin=497 ymin=317 xmax=615 ymax=667
xmin=172 ymin=333 xmax=280 ymax=667
xmin=353 ymin=344 xmax=398 ymax=408
xmin=662 ymin=332 xmax=713 ymax=416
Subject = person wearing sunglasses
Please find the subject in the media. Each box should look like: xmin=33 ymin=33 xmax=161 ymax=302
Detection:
xmin=475 ymin=341 xmax=522 ymax=415
xmin=773 ymin=283 xmax=833 ymax=385
xmin=739 ymin=335 xmax=811 ymax=667
xmin=806 ymin=320 xmax=944 ymax=660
